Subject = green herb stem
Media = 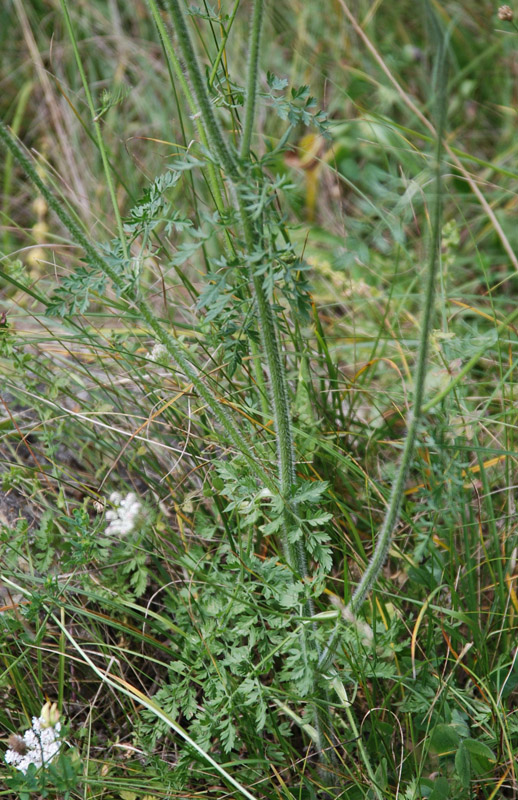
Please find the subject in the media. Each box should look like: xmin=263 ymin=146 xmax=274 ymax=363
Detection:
xmin=165 ymin=0 xmax=240 ymax=181
xmin=163 ymin=0 xmax=306 ymax=580
xmin=350 ymin=37 xmax=447 ymax=614
xmin=240 ymin=0 xmax=264 ymax=159
xmin=318 ymin=33 xmax=447 ymax=673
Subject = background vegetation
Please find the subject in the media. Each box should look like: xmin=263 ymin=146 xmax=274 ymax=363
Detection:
xmin=1 ymin=1 xmax=518 ymax=798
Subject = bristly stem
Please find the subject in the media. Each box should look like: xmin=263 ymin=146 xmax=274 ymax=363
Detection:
xmin=240 ymin=0 xmax=264 ymax=159
xmin=165 ymin=0 xmax=240 ymax=181
xmin=159 ymin=0 xmax=329 ymax=757
xmin=238 ymin=200 xmax=298 ymax=568
xmin=235 ymin=0 xmax=333 ymax=759
xmin=350 ymin=30 xmax=447 ymax=615
xmin=163 ymin=0 xmax=305 ymax=576
xmin=318 ymin=25 xmax=448 ymax=673
xmin=237 ymin=0 xmax=310 ymax=596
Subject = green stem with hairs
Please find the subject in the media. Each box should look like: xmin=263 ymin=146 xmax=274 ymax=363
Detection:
xmin=165 ymin=0 xmax=240 ymax=180
xmin=242 ymin=206 xmax=298 ymax=568
xmin=318 ymin=30 xmax=447 ymax=674
xmin=240 ymin=0 xmax=264 ymax=159
xmin=236 ymin=0 xmax=309 ymax=591
xmin=235 ymin=0 xmax=270 ymax=429
xmin=350 ymin=25 xmax=447 ymax=614
xmin=349 ymin=194 xmax=441 ymax=611
xmin=159 ymin=0 xmax=332 ymax=759
xmin=163 ymin=0 xmax=306 ymax=576
xmin=235 ymin=0 xmax=333 ymax=761
xmin=145 ymin=0 xmax=229 ymax=227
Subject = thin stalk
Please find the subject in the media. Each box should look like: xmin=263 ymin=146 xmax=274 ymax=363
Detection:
xmin=239 ymin=0 xmax=263 ymax=159
xmin=165 ymin=0 xmax=240 ymax=180
xmin=2 ymin=80 xmax=33 ymax=253
xmin=208 ymin=0 xmax=241 ymax=88
xmin=236 ymin=3 xmax=310 ymax=589
xmin=59 ymin=0 xmax=128 ymax=260
xmin=145 ymin=0 xmax=228 ymax=222
xmin=349 ymin=170 xmax=441 ymax=613
xmin=319 ymin=25 xmax=448 ymax=673
xmin=235 ymin=0 xmax=279 ymax=459
xmin=0 ymin=121 xmax=276 ymax=499
xmin=235 ymin=3 xmax=334 ymax=763
xmin=240 ymin=204 xmax=304 ymax=574
xmin=154 ymin=9 xmax=207 ymax=266
xmin=349 ymin=40 xmax=447 ymax=610
xmin=162 ymin=0 xmax=304 ymax=576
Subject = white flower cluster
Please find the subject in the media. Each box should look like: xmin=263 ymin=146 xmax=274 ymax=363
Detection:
xmin=5 ymin=712 xmax=61 ymax=774
xmin=149 ymin=342 xmax=168 ymax=362
xmin=105 ymin=491 xmax=141 ymax=536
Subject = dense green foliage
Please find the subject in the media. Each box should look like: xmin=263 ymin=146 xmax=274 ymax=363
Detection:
xmin=1 ymin=2 xmax=518 ymax=799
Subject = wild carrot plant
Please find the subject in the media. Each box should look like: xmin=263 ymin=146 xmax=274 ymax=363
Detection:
xmin=1 ymin=2 xmax=517 ymax=799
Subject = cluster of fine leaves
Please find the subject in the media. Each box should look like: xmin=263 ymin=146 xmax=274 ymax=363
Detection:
xmin=138 ymin=540 xmax=320 ymax=759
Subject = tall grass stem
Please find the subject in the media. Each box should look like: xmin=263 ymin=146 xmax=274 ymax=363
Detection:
xmin=59 ymin=0 xmax=128 ymax=261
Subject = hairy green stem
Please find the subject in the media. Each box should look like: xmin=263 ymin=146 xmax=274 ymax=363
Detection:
xmin=240 ymin=0 xmax=264 ymax=159
xmin=145 ymin=0 xmax=229 ymax=226
xmin=318 ymin=33 xmax=447 ymax=674
xmin=158 ymin=0 xmax=331 ymax=758
xmin=239 ymin=200 xmax=297 ymax=566
xmin=237 ymin=3 xmax=310 ymax=604
xmin=234 ymin=1 xmax=332 ymax=760
xmin=165 ymin=0 xmax=240 ymax=180
xmin=163 ymin=0 xmax=306 ymax=577
xmin=349 ymin=38 xmax=447 ymax=614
